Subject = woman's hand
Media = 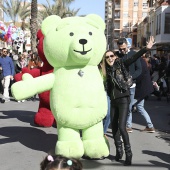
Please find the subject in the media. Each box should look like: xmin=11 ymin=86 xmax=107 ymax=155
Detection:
xmin=146 ymin=36 xmax=155 ymax=49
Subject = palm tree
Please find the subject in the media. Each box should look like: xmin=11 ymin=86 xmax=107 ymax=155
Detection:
xmin=1 ymin=0 xmax=30 ymax=27
xmin=19 ymin=1 xmax=31 ymax=30
xmin=38 ymin=0 xmax=80 ymax=23
xmin=30 ymin=0 xmax=38 ymax=53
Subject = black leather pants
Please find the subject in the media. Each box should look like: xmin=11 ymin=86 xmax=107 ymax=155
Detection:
xmin=110 ymin=97 xmax=130 ymax=146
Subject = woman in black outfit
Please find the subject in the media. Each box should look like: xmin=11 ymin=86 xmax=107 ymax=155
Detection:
xmin=102 ymin=36 xmax=154 ymax=166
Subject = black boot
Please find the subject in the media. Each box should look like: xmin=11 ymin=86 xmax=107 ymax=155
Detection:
xmin=124 ymin=145 xmax=132 ymax=166
xmin=115 ymin=141 xmax=123 ymax=161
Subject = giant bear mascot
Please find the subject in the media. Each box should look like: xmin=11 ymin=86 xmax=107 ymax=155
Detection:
xmin=11 ymin=14 xmax=109 ymax=159
xmin=14 ymin=30 xmax=54 ymax=127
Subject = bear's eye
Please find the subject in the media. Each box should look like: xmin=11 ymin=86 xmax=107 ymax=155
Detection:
xmin=89 ymin=32 xmax=92 ymax=35
xmin=70 ymin=32 xmax=74 ymax=36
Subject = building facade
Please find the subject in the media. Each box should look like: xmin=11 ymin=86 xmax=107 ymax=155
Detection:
xmin=105 ymin=0 xmax=149 ymax=50
xmin=138 ymin=0 xmax=170 ymax=55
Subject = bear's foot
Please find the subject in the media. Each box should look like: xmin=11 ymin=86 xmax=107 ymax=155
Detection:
xmin=56 ymin=140 xmax=84 ymax=159
xmin=83 ymin=137 xmax=109 ymax=159
xmin=34 ymin=111 xmax=54 ymax=127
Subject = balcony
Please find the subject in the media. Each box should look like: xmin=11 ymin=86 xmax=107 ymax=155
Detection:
xmin=114 ymin=14 xmax=120 ymax=19
xmin=114 ymin=25 xmax=120 ymax=29
xmin=115 ymin=4 xmax=120 ymax=9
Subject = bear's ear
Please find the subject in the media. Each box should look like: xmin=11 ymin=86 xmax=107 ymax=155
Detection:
xmin=86 ymin=14 xmax=105 ymax=31
xmin=41 ymin=15 xmax=61 ymax=36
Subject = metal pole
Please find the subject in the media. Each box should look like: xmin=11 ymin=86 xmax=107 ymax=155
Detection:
xmin=107 ymin=20 xmax=109 ymax=50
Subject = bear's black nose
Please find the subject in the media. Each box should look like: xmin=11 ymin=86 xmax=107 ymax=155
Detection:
xmin=79 ymin=39 xmax=87 ymax=45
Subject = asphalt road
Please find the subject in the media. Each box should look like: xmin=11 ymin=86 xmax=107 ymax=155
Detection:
xmin=0 ymin=94 xmax=169 ymax=170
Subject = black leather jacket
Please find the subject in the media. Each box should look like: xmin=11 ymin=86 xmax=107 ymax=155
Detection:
xmin=106 ymin=48 xmax=148 ymax=100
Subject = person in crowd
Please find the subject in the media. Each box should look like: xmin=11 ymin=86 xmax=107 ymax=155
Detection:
xmin=103 ymin=36 xmax=154 ymax=166
xmin=98 ymin=60 xmax=111 ymax=137
xmin=165 ymin=53 xmax=170 ymax=93
xmin=15 ymin=54 xmax=28 ymax=74
xmin=27 ymin=52 xmax=42 ymax=101
xmin=115 ymin=38 xmax=142 ymax=133
xmin=142 ymin=52 xmax=152 ymax=73
xmin=150 ymin=54 xmax=160 ymax=74
xmin=27 ymin=50 xmax=32 ymax=62
xmin=131 ymin=53 xmax=155 ymax=133
xmin=12 ymin=53 xmax=19 ymax=75
xmin=0 ymin=48 xmax=15 ymax=103
xmin=9 ymin=50 xmax=13 ymax=59
xmin=27 ymin=52 xmax=42 ymax=70
xmin=158 ymin=56 xmax=168 ymax=96
xmin=40 ymin=155 xmax=83 ymax=170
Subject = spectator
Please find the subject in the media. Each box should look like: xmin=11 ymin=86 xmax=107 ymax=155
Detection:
xmin=27 ymin=52 xmax=42 ymax=101
xmin=27 ymin=50 xmax=32 ymax=62
xmin=115 ymin=38 xmax=142 ymax=133
xmin=15 ymin=54 xmax=28 ymax=74
xmin=27 ymin=52 xmax=42 ymax=70
xmin=0 ymin=48 xmax=14 ymax=103
xmin=150 ymin=54 xmax=159 ymax=74
xmin=132 ymin=55 xmax=155 ymax=133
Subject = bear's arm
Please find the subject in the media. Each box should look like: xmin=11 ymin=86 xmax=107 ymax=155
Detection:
xmin=11 ymin=73 xmax=55 ymax=100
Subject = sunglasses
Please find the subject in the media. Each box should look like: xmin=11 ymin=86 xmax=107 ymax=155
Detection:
xmin=105 ymin=54 xmax=114 ymax=59
xmin=3 ymin=51 xmax=7 ymax=53
xmin=119 ymin=48 xmax=126 ymax=51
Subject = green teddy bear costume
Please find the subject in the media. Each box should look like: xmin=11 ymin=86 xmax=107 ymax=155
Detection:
xmin=11 ymin=14 xmax=109 ymax=159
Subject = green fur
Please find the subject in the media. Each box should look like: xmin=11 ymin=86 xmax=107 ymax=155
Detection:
xmin=11 ymin=14 xmax=109 ymax=158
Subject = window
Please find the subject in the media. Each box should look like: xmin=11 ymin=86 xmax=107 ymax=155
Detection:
xmin=123 ymin=12 xmax=128 ymax=18
xmin=133 ymin=12 xmax=138 ymax=18
xmin=142 ymin=12 xmax=147 ymax=18
xmin=158 ymin=14 xmax=161 ymax=34
xmin=143 ymin=2 xmax=148 ymax=9
xmin=156 ymin=14 xmax=161 ymax=35
xmin=123 ymin=0 xmax=128 ymax=8
xmin=164 ymin=13 xmax=170 ymax=34
xmin=134 ymin=2 xmax=138 ymax=7
xmin=123 ymin=22 xmax=128 ymax=27
xmin=148 ymin=0 xmax=153 ymax=7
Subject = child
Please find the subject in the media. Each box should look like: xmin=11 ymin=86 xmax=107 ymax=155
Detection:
xmin=40 ymin=155 xmax=83 ymax=170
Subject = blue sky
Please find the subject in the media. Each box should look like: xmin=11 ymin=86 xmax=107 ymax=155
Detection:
xmin=38 ymin=0 xmax=105 ymax=19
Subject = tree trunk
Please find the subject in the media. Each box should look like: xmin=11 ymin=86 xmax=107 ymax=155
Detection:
xmin=30 ymin=0 xmax=38 ymax=53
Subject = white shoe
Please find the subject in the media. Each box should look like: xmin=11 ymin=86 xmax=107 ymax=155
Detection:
xmin=5 ymin=99 xmax=10 ymax=102
xmin=21 ymin=100 xmax=25 ymax=102
xmin=18 ymin=101 xmax=21 ymax=103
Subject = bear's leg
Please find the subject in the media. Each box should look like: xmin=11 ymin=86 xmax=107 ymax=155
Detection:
xmin=82 ymin=121 xmax=110 ymax=159
xmin=34 ymin=107 xmax=54 ymax=127
xmin=56 ymin=123 xmax=84 ymax=159
xmin=34 ymin=94 xmax=54 ymax=127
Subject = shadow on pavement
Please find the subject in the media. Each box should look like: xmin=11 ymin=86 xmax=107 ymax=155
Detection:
xmin=0 ymin=110 xmax=35 ymax=125
xmin=142 ymin=150 xmax=170 ymax=168
xmin=0 ymin=126 xmax=57 ymax=154
xmin=82 ymin=159 xmax=170 ymax=169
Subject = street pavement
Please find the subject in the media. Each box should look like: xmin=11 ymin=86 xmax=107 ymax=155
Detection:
xmin=0 ymin=94 xmax=170 ymax=170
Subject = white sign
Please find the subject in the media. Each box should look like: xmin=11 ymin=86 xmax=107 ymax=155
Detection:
xmin=126 ymin=38 xmax=132 ymax=48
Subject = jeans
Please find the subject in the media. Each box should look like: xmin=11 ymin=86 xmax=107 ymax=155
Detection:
xmin=103 ymin=95 xmax=110 ymax=134
xmin=110 ymin=97 xmax=130 ymax=146
xmin=126 ymin=87 xmax=136 ymax=128
xmin=1 ymin=75 xmax=11 ymax=99
xmin=136 ymin=99 xmax=154 ymax=128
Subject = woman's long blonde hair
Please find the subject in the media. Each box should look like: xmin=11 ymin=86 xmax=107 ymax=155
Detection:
xmin=100 ymin=50 xmax=116 ymax=77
